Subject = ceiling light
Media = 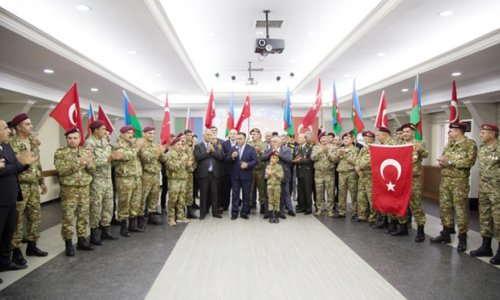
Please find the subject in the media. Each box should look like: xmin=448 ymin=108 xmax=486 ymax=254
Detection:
xmin=439 ymin=11 xmax=453 ymax=17
xmin=401 ymin=88 xmax=409 ymax=92
xmin=207 ymin=32 xmax=215 ymax=36
xmin=376 ymin=52 xmax=386 ymax=57
xmin=43 ymin=69 xmax=54 ymax=74
xmin=343 ymin=74 xmax=351 ymax=78
xmin=154 ymin=73 xmax=162 ymax=77
xmin=75 ymin=5 xmax=91 ymax=11
xmin=90 ymin=88 xmax=98 ymax=92
xmin=290 ymin=59 xmax=296 ymax=63
xmin=307 ymin=32 xmax=316 ymax=37
xmin=256 ymin=32 xmax=264 ymax=35
xmin=451 ymin=72 xmax=462 ymax=77
xmin=127 ymin=50 xmax=137 ymax=55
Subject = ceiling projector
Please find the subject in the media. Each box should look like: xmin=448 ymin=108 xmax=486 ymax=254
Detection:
xmin=255 ymin=38 xmax=285 ymax=54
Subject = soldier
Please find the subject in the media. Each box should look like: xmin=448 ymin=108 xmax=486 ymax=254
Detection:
xmin=182 ymin=129 xmax=198 ymax=219
xmin=396 ymin=127 xmax=404 ymax=144
xmin=334 ymin=132 xmax=359 ymax=220
xmin=249 ymin=128 xmax=267 ymax=213
xmin=112 ymin=125 xmax=143 ymax=237
xmin=311 ymin=132 xmax=336 ymax=217
xmin=286 ymin=133 xmax=297 ymax=203
xmin=165 ymin=134 xmax=191 ymax=226
xmin=54 ymin=127 xmax=95 ymax=256
xmin=138 ymin=126 xmax=167 ymax=225
xmin=264 ymin=132 xmax=273 ymax=151
xmin=8 ymin=113 xmax=48 ymax=266
xmin=431 ymin=122 xmax=477 ymax=252
xmin=470 ymin=124 xmax=500 ymax=264
xmin=265 ymin=151 xmax=284 ymax=223
xmin=293 ymin=134 xmax=314 ymax=214
xmin=85 ymin=121 xmax=120 ymax=245
xmin=355 ymin=131 xmax=376 ymax=223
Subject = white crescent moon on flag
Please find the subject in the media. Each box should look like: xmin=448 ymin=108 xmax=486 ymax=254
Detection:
xmin=297 ymin=124 xmax=313 ymax=134
xmin=381 ymin=109 xmax=387 ymax=127
xmin=380 ymin=159 xmax=402 ymax=181
xmin=450 ymin=101 xmax=458 ymax=123
xmin=68 ymin=103 xmax=77 ymax=126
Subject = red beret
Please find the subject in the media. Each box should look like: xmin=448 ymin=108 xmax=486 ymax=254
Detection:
xmin=120 ymin=125 xmax=134 ymax=133
xmin=89 ymin=120 xmax=105 ymax=130
xmin=64 ymin=127 xmax=80 ymax=136
xmin=377 ymin=126 xmax=391 ymax=134
xmin=362 ymin=131 xmax=375 ymax=138
xmin=176 ymin=132 xmax=184 ymax=139
xmin=401 ymin=123 xmax=416 ymax=131
xmin=143 ymin=126 xmax=155 ymax=133
xmin=481 ymin=124 xmax=498 ymax=132
xmin=318 ymin=132 xmax=327 ymax=140
xmin=449 ymin=122 xmax=467 ymax=132
xmin=342 ymin=132 xmax=353 ymax=139
xmin=170 ymin=136 xmax=181 ymax=146
xmin=10 ymin=113 xmax=29 ymax=127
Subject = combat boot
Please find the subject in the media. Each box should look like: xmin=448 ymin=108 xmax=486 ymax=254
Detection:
xmin=137 ymin=216 xmax=146 ymax=231
xmin=269 ymin=211 xmax=274 ymax=223
xmin=470 ymin=236 xmax=493 ymax=257
xmin=430 ymin=227 xmax=451 ymax=244
xmin=490 ymin=243 xmax=500 ymax=265
xmin=415 ymin=225 xmax=425 ymax=243
xmin=77 ymin=237 xmax=94 ymax=251
xmin=274 ymin=212 xmax=279 ymax=224
xmin=12 ymin=248 xmax=27 ymax=266
xmin=391 ymin=222 xmax=409 ymax=236
xmin=100 ymin=226 xmax=118 ymax=240
xmin=372 ymin=217 xmax=388 ymax=229
xmin=26 ymin=241 xmax=48 ymax=257
xmin=187 ymin=206 xmax=199 ymax=219
xmin=89 ymin=228 xmax=103 ymax=246
xmin=457 ymin=233 xmax=467 ymax=252
xmin=65 ymin=240 xmax=75 ymax=256
xmin=128 ymin=217 xmax=143 ymax=232
xmin=387 ymin=220 xmax=398 ymax=234
xmin=120 ymin=220 xmax=130 ymax=237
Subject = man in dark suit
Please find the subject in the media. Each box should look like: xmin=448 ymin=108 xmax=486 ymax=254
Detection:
xmin=194 ymin=129 xmax=224 ymax=220
xmin=226 ymin=132 xmax=257 ymax=220
xmin=294 ymin=133 xmax=314 ymax=215
xmin=0 ymin=119 xmax=34 ymax=279
xmin=221 ymin=129 xmax=238 ymax=210
xmin=210 ymin=126 xmax=226 ymax=213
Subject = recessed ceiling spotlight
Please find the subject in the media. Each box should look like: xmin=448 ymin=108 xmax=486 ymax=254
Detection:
xmin=207 ymin=32 xmax=215 ymax=36
xmin=401 ymin=88 xmax=409 ymax=92
xmin=127 ymin=50 xmax=137 ymax=55
xmin=376 ymin=52 xmax=386 ymax=57
xmin=154 ymin=73 xmax=162 ymax=77
xmin=90 ymin=88 xmax=98 ymax=92
xmin=256 ymin=32 xmax=264 ymax=35
xmin=307 ymin=32 xmax=316 ymax=37
xmin=75 ymin=4 xmax=91 ymax=11
xmin=43 ymin=69 xmax=54 ymax=74
xmin=439 ymin=10 xmax=453 ymax=17
xmin=290 ymin=59 xmax=296 ymax=63
xmin=343 ymin=74 xmax=351 ymax=78
xmin=451 ymin=72 xmax=462 ymax=77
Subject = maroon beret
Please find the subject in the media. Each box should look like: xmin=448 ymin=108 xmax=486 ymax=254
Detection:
xmin=89 ymin=120 xmax=105 ymax=130
xmin=120 ymin=125 xmax=134 ymax=133
xmin=318 ymin=132 xmax=327 ymax=140
xmin=449 ymin=122 xmax=467 ymax=132
xmin=176 ymin=132 xmax=184 ymax=139
xmin=401 ymin=123 xmax=416 ymax=131
xmin=362 ymin=131 xmax=375 ymax=138
xmin=170 ymin=136 xmax=181 ymax=146
xmin=143 ymin=126 xmax=155 ymax=133
xmin=377 ymin=126 xmax=391 ymax=134
xmin=10 ymin=113 xmax=29 ymax=127
xmin=342 ymin=132 xmax=353 ymax=139
xmin=64 ymin=127 xmax=80 ymax=136
xmin=481 ymin=124 xmax=498 ymax=132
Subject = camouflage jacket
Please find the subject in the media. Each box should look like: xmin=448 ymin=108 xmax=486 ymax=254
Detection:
xmin=403 ymin=139 xmax=429 ymax=177
xmin=139 ymin=140 xmax=167 ymax=174
xmin=441 ymin=137 xmax=478 ymax=178
xmin=311 ymin=144 xmax=336 ymax=172
xmin=249 ymin=140 xmax=267 ymax=170
xmin=166 ymin=149 xmax=188 ymax=180
xmin=9 ymin=135 xmax=43 ymax=184
xmin=182 ymin=144 xmax=196 ymax=173
xmin=112 ymin=139 xmax=142 ymax=177
xmin=336 ymin=145 xmax=359 ymax=172
xmin=355 ymin=144 xmax=372 ymax=172
xmin=84 ymin=135 xmax=111 ymax=178
xmin=265 ymin=163 xmax=284 ymax=186
xmin=54 ymin=147 xmax=95 ymax=186
xmin=478 ymin=140 xmax=500 ymax=184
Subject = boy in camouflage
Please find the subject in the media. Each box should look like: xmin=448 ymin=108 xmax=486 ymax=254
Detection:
xmin=265 ymin=151 xmax=284 ymax=223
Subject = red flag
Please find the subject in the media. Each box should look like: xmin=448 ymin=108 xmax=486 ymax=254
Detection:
xmin=50 ymin=83 xmax=84 ymax=145
xmin=204 ymin=89 xmax=216 ymax=129
xmin=86 ymin=101 xmax=95 ymax=138
xmin=301 ymin=79 xmax=322 ymax=129
xmin=235 ymin=95 xmax=251 ymax=131
xmin=370 ymin=144 xmax=413 ymax=217
xmin=160 ymin=95 xmax=171 ymax=145
xmin=449 ymin=80 xmax=460 ymax=124
xmin=97 ymin=105 xmax=114 ymax=134
xmin=374 ymin=90 xmax=388 ymax=128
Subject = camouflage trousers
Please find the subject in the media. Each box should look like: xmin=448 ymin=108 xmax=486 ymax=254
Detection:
xmin=357 ymin=173 xmax=378 ymax=222
xmin=315 ymin=170 xmax=335 ymax=214
xmin=142 ymin=172 xmax=160 ymax=213
xmin=338 ymin=171 xmax=358 ymax=216
xmin=60 ymin=185 xmax=90 ymax=240
xmin=185 ymin=172 xmax=194 ymax=206
xmin=439 ymin=176 xmax=470 ymax=234
xmin=116 ymin=176 xmax=142 ymax=221
xmin=397 ymin=176 xmax=426 ymax=226
xmin=252 ymin=168 xmax=267 ymax=205
xmin=89 ymin=177 xmax=113 ymax=228
xmin=12 ymin=183 xmax=41 ymax=248
xmin=478 ymin=180 xmax=500 ymax=240
xmin=267 ymin=184 xmax=281 ymax=212
xmin=168 ymin=179 xmax=187 ymax=221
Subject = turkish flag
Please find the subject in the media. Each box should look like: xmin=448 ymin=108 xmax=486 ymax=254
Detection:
xmin=235 ymin=95 xmax=251 ymax=131
xmin=449 ymin=80 xmax=460 ymax=124
xmin=301 ymin=78 xmax=322 ymax=129
xmin=370 ymin=144 xmax=413 ymax=217
xmin=97 ymin=105 xmax=115 ymax=134
xmin=50 ymin=83 xmax=84 ymax=145
xmin=374 ymin=90 xmax=388 ymax=128
xmin=204 ymin=89 xmax=216 ymax=129
xmin=160 ymin=95 xmax=171 ymax=145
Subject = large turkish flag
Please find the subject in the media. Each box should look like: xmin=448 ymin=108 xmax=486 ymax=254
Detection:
xmin=370 ymin=144 xmax=413 ymax=217
xmin=50 ymin=83 xmax=84 ymax=145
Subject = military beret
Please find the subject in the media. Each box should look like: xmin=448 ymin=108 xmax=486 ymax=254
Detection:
xmin=362 ymin=131 xmax=375 ymax=138
xmin=176 ymin=132 xmax=184 ymax=139
xmin=481 ymin=124 xmax=498 ymax=132
xmin=318 ymin=132 xmax=327 ymax=140
xmin=250 ymin=128 xmax=260 ymax=134
xmin=64 ymin=127 xmax=80 ymax=136
xmin=10 ymin=113 xmax=29 ymax=127
xmin=143 ymin=126 xmax=155 ymax=133
xmin=401 ymin=123 xmax=416 ymax=131
xmin=120 ymin=125 xmax=134 ymax=133
xmin=377 ymin=126 xmax=391 ymax=134
xmin=342 ymin=132 xmax=353 ymax=139
xmin=89 ymin=120 xmax=105 ymax=130
xmin=327 ymin=132 xmax=335 ymax=138
xmin=396 ymin=127 xmax=403 ymax=132
xmin=449 ymin=122 xmax=467 ymax=132
xmin=170 ymin=136 xmax=181 ymax=146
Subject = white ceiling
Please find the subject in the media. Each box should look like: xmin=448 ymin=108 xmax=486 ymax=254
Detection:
xmin=0 ymin=0 xmax=499 ymax=120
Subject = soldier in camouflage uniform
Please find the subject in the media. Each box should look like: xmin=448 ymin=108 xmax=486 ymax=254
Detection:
xmin=112 ymin=125 xmax=143 ymax=237
xmin=265 ymin=151 xmax=284 ymax=223
xmin=470 ymin=124 xmax=500 ymax=265
xmin=355 ymin=131 xmax=375 ymax=223
xmin=8 ymin=113 xmax=48 ymax=266
xmin=311 ymin=132 xmax=337 ymax=217
xmin=165 ymin=134 xmax=191 ymax=226
xmin=54 ymin=127 xmax=95 ymax=256
xmin=334 ymin=132 xmax=359 ymax=220
xmin=183 ymin=129 xmax=198 ymax=219
xmin=431 ymin=122 xmax=477 ymax=252
xmin=249 ymin=128 xmax=268 ymax=214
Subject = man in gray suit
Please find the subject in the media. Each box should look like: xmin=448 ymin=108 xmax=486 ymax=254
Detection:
xmin=261 ymin=136 xmax=295 ymax=219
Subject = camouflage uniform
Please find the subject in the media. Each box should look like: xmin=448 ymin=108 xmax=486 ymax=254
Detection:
xmin=478 ymin=140 xmax=500 ymax=241
xmin=335 ymin=146 xmax=359 ymax=216
xmin=139 ymin=140 xmax=167 ymax=213
xmin=183 ymin=142 xmax=196 ymax=207
xmin=355 ymin=144 xmax=376 ymax=222
xmin=311 ymin=144 xmax=337 ymax=216
xmin=166 ymin=149 xmax=189 ymax=221
xmin=265 ymin=163 xmax=284 ymax=212
xmin=54 ymin=147 xmax=95 ymax=240
xmin=9 ymin=135 xmax=43 ymax=248
xmin=112 ymin=139 xmax=142 ymax=221
xmin=249 ymin=140 xmax=267 ymax=207
xmin=439 ymin=137 xmax=478 ymax=234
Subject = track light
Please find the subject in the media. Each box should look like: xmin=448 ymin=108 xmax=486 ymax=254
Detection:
xmin=289 ymin=72 xmax=294 ymax=77
xmin=214 ymin=72 xmax=220 ymax=78
xmin=231 ymin=75 xmax=236 ymax=81
xmin=276 ymin=76 xmax=281 ymax=82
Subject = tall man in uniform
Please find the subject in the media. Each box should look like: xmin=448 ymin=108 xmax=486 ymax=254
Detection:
xmin=182 ymin=129 xmax=198 ymax=219
xmin=249 ymin=128 xmax=267 ymax=213
xmin=294 ymin=134 xmax=314 ymax=215
xmin=311 ymin=132 xmax=337 ymax=217
xmin=355 ymin=131 xmax=375 ymax=223
xmin=431 ymin=122 xmax=477 ymax=252
xmin=335 ymin=132 xmax=359 ymax=220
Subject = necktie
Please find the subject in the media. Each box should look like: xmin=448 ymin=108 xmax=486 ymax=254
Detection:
xmin=238 ymin=147 xmax=242 ymax=159
xmin=207 ymin=143 xmax=213 ymax=171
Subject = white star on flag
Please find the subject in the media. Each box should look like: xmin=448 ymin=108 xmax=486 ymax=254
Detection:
xmin=386 ymin=181 xmax=396 ymax=191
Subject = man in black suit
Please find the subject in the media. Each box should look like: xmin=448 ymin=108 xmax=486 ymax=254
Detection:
xmin=226 ymin=132 xmax=257 ymax=220
xmin=294 ymin=133 xmax=314 ymax=215
xmin=0 ymin=119 xmax=34 ymax=280
xmin=210 ymin=126 xmax=226 ymax=213
xmin=194 ymin=129 xmax=224 ymax=219
xmin=221 ymin=129 xmax=238 ymax=210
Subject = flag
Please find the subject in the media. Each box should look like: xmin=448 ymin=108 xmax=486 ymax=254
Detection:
xmin=123 ymin=90 xmax=143 ymax=138
xmin=283 ymin=88 xmax=294 ymax=135
xmin=204 ymin=89 xmax=216 ymax=129
xmin=351 ymin=79 xmax=365 ymax=136
xmin=410 ymin=75 xmax=423 ymax=140
xmin=185 ymin=107 xmax=193 ymax=130
xmin=160 ymin=95 xmax=171 ymax=145
xmin=449 ymin=80 xmax=460 ymax=124
xmin=225 ymin=93 xmax=235 ymax=137
xmin=301 ymin=78 xmax=322 ymax=129
xmin=332 ymin=81 xmax=342 ymax=135
xmin=86 ymin=101 xmax=95 ymax=138
xmin=97 ymin=105 xmax=114 ymax=134
xmin=370 ymin=144 xmax=413 ymax=217
xmin=235 ymin=95 xmax=251 ymax=132
xmin=374 ymin=90 xmax=388 ymax=128
xmin=49 ymin=83 xmax=84 ymax=145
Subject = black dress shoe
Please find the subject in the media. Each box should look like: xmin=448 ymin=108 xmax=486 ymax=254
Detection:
xmin=296 ymin=208 xmax=305 ymax=213
xmin=288 ymin=211 xmax=296 ymax=217
xmin=212 ymin=213 xmax=222 ymax=219
xmin=199 ymin=214 xmax=206 ymax=220
xmin=278 ymin=213 xmax=287 ymax=219
xmin=0 ymin=262 xmax=28 ymax=272
xmin=231 ymin=215 xmax=237 ymax=220
xmin=304 ymin=210 xmax=312 ymax=215
xmin=241 ymin=215 xmax=249 ymax=219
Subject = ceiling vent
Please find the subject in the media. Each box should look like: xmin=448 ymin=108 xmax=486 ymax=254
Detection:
xmin=255 ymin=19 xmax=284 ymax=29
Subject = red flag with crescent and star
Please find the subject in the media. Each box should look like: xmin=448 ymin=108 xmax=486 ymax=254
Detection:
xmin=374 ymin=90 xmax=388 ymax=129
xmin=449 ymin=80 xmax=460 ymax=124
xmin=160 ymin=95 xmax=171 ymax=145
xmin=50 ymin=82 xmax=84 ymax=145
xmin=370 ymin=144 xmax=413 ymax=217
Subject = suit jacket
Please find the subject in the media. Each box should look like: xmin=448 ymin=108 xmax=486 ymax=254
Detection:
xmin=295 ymin=144 xmax=314 ymax=178
xmin=222 ymin=139 xmax=237 ymax=174
xmin=0 ymin=143 xmax=25 ymax=205
xmin=194 ymin=141 xmax=224 ymax=178
xmin=261 ymin=146 xmax=293 ymax=182
xmin=225 ymin=144 xmax=257 ymax=181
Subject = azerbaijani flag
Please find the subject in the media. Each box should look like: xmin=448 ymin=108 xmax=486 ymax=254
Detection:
xmin=86 ymin=101 xmax=95 ymax=138
xmin=283 ymin=87 xmax=294 ymax=135
xmin=351 ymin=79 xmax=365 ymax=136
xmin=332 ymin=81 xmax=342 ymax=135
xmin=225 ymin=93 xmax=235 ymax=137
xmin=410 ymin=75 xmax=423 ymax=141
xmin=123 ymin=90 xmax=143 ymax=138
